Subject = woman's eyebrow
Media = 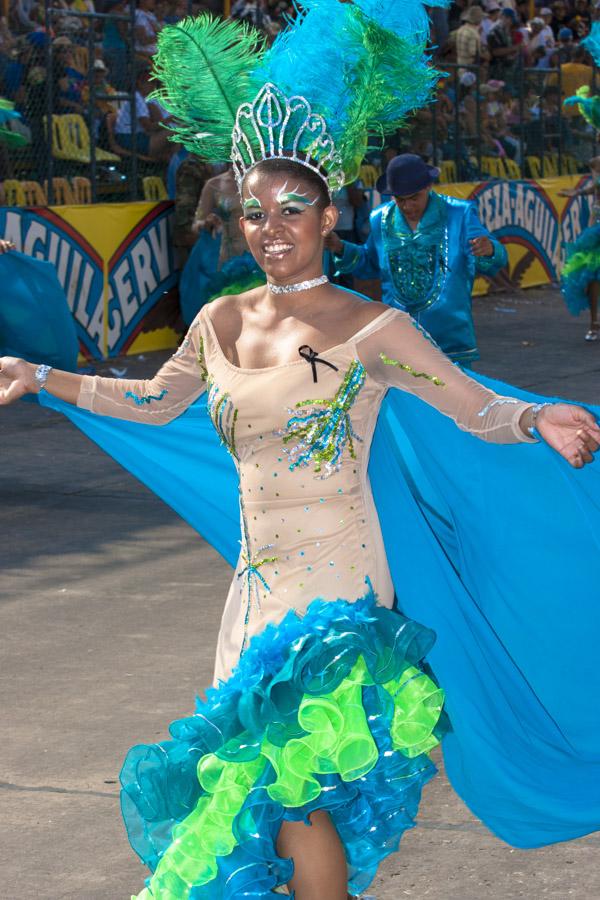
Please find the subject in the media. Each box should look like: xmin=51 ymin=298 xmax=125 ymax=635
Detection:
xmin=278 ymin=192 xmax=317 ymax=206
xmin=242 ymin=198 xmax=262 ymax=209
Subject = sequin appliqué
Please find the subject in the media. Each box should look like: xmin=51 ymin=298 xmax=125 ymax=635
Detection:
xmin=197 ymin=336 xmax=208 ymax=382
xmin=237 ymin=494 xmax=277 ymax=654
xmin=124 ymin=388 xmax=168 ymax=406
xmin=172 ymin=325 xmax=209 ymax=382
xmin=207 ymin=380 xmax=238 ymax=459
xmin=173 ymin=320 xmax=199 ymax=359
xmin=477 ymin=397 xmax=520 ymax=417
xmin=380 ymin=353 xmax=445 ymax=387
xmin=382 ymin=201 xmax=449 ymax=314
xmin=278 ymin=360 xmax=366 ymax=478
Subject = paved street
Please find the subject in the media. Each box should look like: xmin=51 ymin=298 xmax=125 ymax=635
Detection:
xmin=2 ymin=286 xmax=600 ymax=900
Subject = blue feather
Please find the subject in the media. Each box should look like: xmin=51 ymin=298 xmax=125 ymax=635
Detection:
xmin=582 ymin=20 xmax=600 ymax=66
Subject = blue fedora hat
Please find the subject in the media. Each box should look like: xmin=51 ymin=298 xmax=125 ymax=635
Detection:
xmin=376 ymin=154 xmax=440 ymax=197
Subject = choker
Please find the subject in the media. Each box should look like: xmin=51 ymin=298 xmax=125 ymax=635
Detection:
xmin=268 ymin=275 xmax=329 ymax=294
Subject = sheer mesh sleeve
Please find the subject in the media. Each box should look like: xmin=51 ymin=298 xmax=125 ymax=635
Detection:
xmin=357 ymin=310 xmax=536 ymax=443
xmin=77 ymin=313 xmax=207 ymax=424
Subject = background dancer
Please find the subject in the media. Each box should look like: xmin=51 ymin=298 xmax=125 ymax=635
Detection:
xmin=326 ymin=153 xmax=507 ymax=365
xmin=559 ymin=152 xmax=600 ymax=340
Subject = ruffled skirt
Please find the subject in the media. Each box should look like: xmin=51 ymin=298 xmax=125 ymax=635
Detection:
xmin=120 ymin=592 xmax=448 ymax=899
xmin=561 ymin=222 xmax=600 ymax=315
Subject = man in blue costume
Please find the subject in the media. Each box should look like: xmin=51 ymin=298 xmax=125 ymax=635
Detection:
xmin=327 ymin=154 xmax=507 ymax=365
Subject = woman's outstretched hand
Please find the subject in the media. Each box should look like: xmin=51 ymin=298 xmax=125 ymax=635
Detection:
xmin=0 ymin=357 xmax=37 ymax=405
xmin=536 ymin=403 xmax=600 ymax=468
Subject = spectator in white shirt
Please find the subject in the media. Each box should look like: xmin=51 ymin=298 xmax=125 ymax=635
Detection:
xmin=540 ymin=7 xmax=556 ymax=44
xmin=528 ymin=16 xmax=555 ymax=58
xmin=114 ymin=65 xmax=173 ymax=161
xmin=135 ymin=0 xmax=159 ymax=57
xmin=482 ymin=2 xmax=502 ymax=42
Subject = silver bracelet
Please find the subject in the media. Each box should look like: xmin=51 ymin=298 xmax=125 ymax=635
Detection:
xmin=34 ymin=363 xmax=52 ymax=392
xmin=528 ymin=402 xmax=551 ymax=436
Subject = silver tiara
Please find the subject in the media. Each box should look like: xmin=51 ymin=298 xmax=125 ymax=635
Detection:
xmin=231 ymin=83 xmax=345 ymax=195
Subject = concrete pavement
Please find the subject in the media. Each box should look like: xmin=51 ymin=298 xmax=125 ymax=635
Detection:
xmin=2 ymin=286 xmax=600 ymax=900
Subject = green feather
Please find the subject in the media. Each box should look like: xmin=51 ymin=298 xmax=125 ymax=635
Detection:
xmin=151 ymin=14 xmax=265 ymax=161
xmin=339 ymin=10 xmax=438 ymax=181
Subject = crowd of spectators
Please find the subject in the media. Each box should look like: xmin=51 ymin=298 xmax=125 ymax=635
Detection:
xmin=0 ymin=0 xmax=600 ymax=192
xmin=408 ymin=0 xmax=600 ymax=178
xmin=0 ymin=0 xmax=296 ymax=185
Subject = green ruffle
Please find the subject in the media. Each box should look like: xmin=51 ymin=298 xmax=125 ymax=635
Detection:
xmin=133 ymin=655 xmax=443 ymax=899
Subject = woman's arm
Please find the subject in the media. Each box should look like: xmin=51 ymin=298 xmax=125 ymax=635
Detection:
xmin=0 ymin=314 xmax=208 ymax=425
xmin=357 ymin=310 xmax=600 ymax=468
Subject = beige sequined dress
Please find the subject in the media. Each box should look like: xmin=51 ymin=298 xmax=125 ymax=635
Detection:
xmin=77 ymin=305 xmax=535 ymax=684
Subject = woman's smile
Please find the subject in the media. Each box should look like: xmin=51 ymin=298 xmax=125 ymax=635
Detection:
xmin=262 ymin=241 xmax=295 ymax=259
xmin=239 ymin=167 xmax=339 ymax=285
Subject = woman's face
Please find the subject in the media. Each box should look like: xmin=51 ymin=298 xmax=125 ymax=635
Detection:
xmin=239 ymin=169 xmax=338 ymax=285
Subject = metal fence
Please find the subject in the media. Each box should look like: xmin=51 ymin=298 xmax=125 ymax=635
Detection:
xmin=403 ymin=59 xmax=599 ymax=183
xmin=2 ymin=13 xmax=599 ymax=205
xmin=1 ymin=1 xmax=226 ymax=205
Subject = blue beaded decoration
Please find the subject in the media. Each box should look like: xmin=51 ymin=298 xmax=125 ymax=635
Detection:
xmin=237 ymin=493 xmax=277 ymax=654
xmin=124 ymin=388 xmax=168 ymax=406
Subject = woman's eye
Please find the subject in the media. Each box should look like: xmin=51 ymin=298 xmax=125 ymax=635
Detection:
xmin=282 ymin=206 xmax=302 ymax=215
xmin=244 ymin=211 xmax=264 ymax=221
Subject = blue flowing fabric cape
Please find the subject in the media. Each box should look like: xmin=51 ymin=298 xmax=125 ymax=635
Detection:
xmin=0 ymin=251 xmax=78 ymax=371
xmin=4 ymin=249 xmax=599 ymax=849
xmin=37 ymin=380 xmax=600 ymax=850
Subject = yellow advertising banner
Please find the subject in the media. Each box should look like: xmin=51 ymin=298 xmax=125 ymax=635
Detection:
xmin=437 ymin=174 xmax=589 ymax=295
xmin=0 ymin=200 xmax=179 ymax=359
xmin=0 ymin=174 xmax=594 ymax=358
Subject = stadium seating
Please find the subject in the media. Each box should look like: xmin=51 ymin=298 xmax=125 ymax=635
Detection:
xmin=358 ymin=164 xmax=380 ymax=188
xmin=502 ymin=158 xmax=522 ymax=179
xmin=71 ymin=176 xmax=92 ymax=203
xmin=21 ymin=181 xmax=47 ymax=205
xmin=48 ymin=114 xmax=120 ymax=165
xmin=481 ymin=156 xmax=507 ymax=179
xmin=439 ymin=160 xmax=457 ymax=183
xmin=45 ymin=178 xmax=75 ymax=205
xmin=3 ymin=180 xmax=26 ymax=206
xmin=143 ymin=176 xmax=168 ymax=201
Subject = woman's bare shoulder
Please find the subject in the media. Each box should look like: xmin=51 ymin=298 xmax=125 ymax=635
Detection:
xmin=204 ymin=287 xmax=264 ymax=332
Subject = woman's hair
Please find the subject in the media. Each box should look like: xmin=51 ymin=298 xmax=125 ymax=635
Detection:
xmin=247 ymin=158 xmax=332 ymax=209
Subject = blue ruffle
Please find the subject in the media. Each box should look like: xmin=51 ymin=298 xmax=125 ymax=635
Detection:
xmin=561 ymin=223 xmax=600 ymax=315
xmin=120 ymin=592 xmax=448 ymax=898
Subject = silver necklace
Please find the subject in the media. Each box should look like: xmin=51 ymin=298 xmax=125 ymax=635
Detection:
xmin=268 ymin=275 xmax=329 ymax=294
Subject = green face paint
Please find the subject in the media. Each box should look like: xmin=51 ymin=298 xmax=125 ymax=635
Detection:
xmin=277 ymin=192 xmax=317 ymax=206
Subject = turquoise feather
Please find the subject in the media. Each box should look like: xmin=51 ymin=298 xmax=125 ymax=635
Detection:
xmin=582 ymin=20 xmax=600 ymax=67
xmin=153 ymin=1 xmax=442 ymax=184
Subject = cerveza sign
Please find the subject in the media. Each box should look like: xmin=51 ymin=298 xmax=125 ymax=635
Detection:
xmin=0 ymin=203 xmax=176 ymax=359
xmin=106 ymin=205 xmax=177 ymax=355
xmin=471 ymin=180 xmax=560 ymax=278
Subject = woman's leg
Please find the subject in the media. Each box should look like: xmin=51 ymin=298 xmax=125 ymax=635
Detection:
xmin=586 ymin=281 xmax=600 ymax=340
xmin=277 ymin=809 xmax=348 ymax=900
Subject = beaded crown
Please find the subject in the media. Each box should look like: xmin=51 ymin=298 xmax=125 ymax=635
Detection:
xmin=231 ymin=83 xmax=345 ymax=194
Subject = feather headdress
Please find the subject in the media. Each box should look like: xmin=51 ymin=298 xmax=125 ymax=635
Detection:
xmin=563 ymin=86 xmax=600 ymax=131
xmin=562 ymin=24 xmax=600 ymax=133
xmin=152 ymin=0 xmax=447 ymax=190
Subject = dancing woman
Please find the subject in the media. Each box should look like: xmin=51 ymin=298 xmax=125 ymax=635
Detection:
xmin=2 ymin=5 xmax=600 ymax=899
xmin=560 ymin=79 xmax=600 ymax=340
xmin=559 ymin=154 xmax=600 ymax=340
